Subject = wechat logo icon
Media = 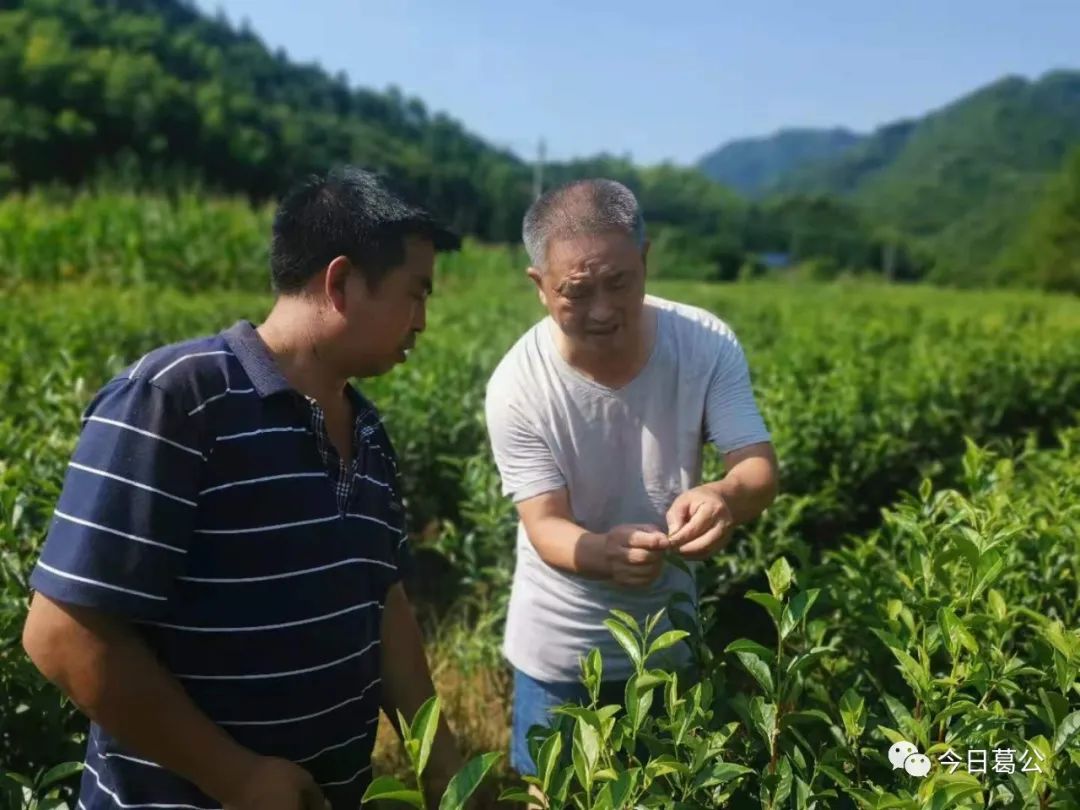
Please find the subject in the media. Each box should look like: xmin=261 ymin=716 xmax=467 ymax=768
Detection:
xmin=888 ymin=741 xmax=932 ymax=777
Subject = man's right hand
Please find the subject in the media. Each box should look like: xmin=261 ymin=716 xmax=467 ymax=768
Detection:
xmin=604 ymin=524 xmax=669 ymax=588
xmin=223 ymin=756 xmax=328 ymax=810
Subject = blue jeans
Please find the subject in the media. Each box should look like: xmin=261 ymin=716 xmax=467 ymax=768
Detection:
xmin=511 ymin=668 xmax=623 ymax=775
xmin=510 ymin=666 xmax=697 ymax=776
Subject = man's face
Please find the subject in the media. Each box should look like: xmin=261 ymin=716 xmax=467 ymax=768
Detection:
xmin=530 ymin=231 xmax=648 ymax=354
xmin=339 ymin=234 xmax=434 ymax=377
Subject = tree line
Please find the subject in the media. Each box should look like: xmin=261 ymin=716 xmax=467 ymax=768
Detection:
xmin=0 ymin=0 xmax=1073 ymax=289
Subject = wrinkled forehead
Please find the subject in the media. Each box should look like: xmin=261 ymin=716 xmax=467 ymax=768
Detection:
xmin=544 ymin=231 xmax=642 ymax=281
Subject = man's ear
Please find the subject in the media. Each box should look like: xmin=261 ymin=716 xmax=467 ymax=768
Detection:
xmin=641 ymin=239 xmax=651 ymax=274
xmin=324 ymin=255 xmax=355 ymax=314
xmin=526 ymin=266 xmax=548 ymax=307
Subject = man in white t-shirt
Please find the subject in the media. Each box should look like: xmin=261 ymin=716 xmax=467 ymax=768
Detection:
xmin=483 ymin=178 xmax=779 ymax=780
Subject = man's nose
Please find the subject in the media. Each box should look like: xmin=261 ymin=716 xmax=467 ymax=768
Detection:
xmin=589 ymin=296 xmax=616 ymax=323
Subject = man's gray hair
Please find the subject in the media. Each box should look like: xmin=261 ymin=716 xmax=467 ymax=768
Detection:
xmin=522 ymin=178 xmax=646 ymax=270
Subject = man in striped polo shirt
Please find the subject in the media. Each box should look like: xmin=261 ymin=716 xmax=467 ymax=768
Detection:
xmin=22 ymin=167 xmax=464 ymax=810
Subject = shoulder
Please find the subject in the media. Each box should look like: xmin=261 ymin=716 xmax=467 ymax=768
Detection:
xmin=79 ymin=331 xmax=237 ymax=433
xmin=649 ymin=294 xmax=738 ymax=341
xmin=649 ymin=294 xmax=744 ymax=370
xmin=119 ymin=330 xmax=239 ymax=414
xmin=485 ymin=319 xmax=547 ymax=405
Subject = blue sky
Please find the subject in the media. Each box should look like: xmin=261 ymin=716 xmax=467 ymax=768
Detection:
xmin=195 ymin=0 xmax=1080 ymax=165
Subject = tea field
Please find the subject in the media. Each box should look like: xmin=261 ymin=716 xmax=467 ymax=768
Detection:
xmin=1 ymin=195 xmax=1079 ymax=808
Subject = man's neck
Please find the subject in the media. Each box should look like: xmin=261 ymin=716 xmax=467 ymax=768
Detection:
xmin=256 ymin=304 xmax=348 ymax=410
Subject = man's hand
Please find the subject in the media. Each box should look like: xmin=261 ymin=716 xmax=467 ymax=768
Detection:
xmin=665 ymin=487 xmax=735 ymax=561
xmin=605 ymin=524 xmax=668 ymax=588
xmin=223 ymin=757 xmax=328 ymax=810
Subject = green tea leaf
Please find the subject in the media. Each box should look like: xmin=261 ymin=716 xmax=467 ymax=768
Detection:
xmin=745 ymin=591 xmax=783 ymax=626
xmin=787 ymin=645 xmax=832 ymax=676
xmin=438 ymin=752 xmax=502 ymax=810
xmin=735 ymin=650 xmax=774 ymax=697
xmin=767 ymin=557 xmax=795 ymax=599
xmin=571 ymin=727 xmax=591 ymax=793
xmin=646 ymin=629 xmax=690 ymax=660
xmin=2 ymin=772 xmax=33 ymax=790
xmin=38 ymin=762 xmax=84 ymax=790
xmin=971 ymin=551 xmax=1005 ymax=599
xmin=1039 ymin=689 xmax=1070 ymax=734
xmin=609 ymin=610 xmax=640 ymax=635
xmin=409 ymin=695 xmax=441 ymax=778
xmin=645 ymin=610 xmax=663 ymax=639
xmin=987 ymin=588 xmax=1007 ymax=620
xmin=362 ymin=776 xmax=424 ymax=808
xmin=575 ymin=715 xmax=600 ymax=773
xmin=634 ymin=670 xmax=668 ymax=691
xmin=773 ymin=756 xmax=793 ymax=805
xmin=581 ymin=647 xmax=603 ymax=702
xmin=750 ymin=697 xmax=778 ymax=754
xmin=536 ymin=731 xmax=563 ymax=794
xmin=725 ymin=638 xmax=776 ymax=662
xmin=603 ymin=618 xmax=643 ymax=670
xmin=610 ymin=768 xmax=639 ymax=809
xmin=938 ymin=606 xmax=961 ymax=660
xmin=890 ymin=647 xmax=931 ymax=697
xmin=691 ymin=760 xmax=753 ymax=790
xmin=839 ymin=688 xmax=866 ymax=740
xmin=1054 ymin=710 xmax=1080 ymax=754
xmin=624 ymin=677 xmax=654 ymax=736
xmin=645 ymin=756 xmax=683 ymax=779
xmin=497 ymin=789 xmax=536 ymax=804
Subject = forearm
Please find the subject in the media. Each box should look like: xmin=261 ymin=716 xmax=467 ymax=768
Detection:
xmin=704 ymin=455 xmax=779 ymax=525
xmin=524 ymin=516 xmax=611 ymax=579
xmin=379 ymin=584 xmax=462 ymax=779
xmin=22 ymin=594 xmax=256 ymax=804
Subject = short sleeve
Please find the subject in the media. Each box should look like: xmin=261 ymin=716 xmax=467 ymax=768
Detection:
xmin=29 ymin=376 xmax=205 ymax=619
xmin=484 ymin=381 xmax=565 ymax=503
xmin=704 ymin=328 xmax=772 ymax=454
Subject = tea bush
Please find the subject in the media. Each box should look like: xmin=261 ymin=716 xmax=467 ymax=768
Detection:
xmin=2 ymin=228 xmax=1080 ymax=805
xmin=379 ymin=431 xmax=1080 ymax=808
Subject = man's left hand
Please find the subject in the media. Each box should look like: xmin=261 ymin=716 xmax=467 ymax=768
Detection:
xmin=665 ymin=486 xmax=735 ymax=560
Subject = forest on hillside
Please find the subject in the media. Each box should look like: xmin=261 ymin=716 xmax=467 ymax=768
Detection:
xmin=1 ymin=0 xmax=1078 ymax=291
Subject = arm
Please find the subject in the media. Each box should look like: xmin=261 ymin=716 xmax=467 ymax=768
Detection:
xmin=484 ymin=384 xmax=667 ymax=588
xmin=666 ymin=318 xmax=778 ymax=558
xmin=706 ymin=441 xmax=779 ymax=525
xmin=379 ymin=582 xmax=463 ymax=802
xmin=22 ymin=594 xmax=323 ymax=810
xmin=667 ymin=442 xmax=779 ymax=559
xmin=515 ymin=488 xmax=609 ymax=578
xmin=516 ymin=488 xmax=669 ymax=587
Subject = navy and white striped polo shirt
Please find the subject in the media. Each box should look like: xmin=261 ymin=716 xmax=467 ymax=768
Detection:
xmin=30 ymin=320 xmax=412 ymax=810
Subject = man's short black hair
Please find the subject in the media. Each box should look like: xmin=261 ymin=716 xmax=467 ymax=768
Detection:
xmin=270 ymin=166 xmax=460 ymax=294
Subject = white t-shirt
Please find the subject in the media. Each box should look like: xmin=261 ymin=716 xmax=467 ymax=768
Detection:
xmin=484 ymin=294 xmax=771 ymax=682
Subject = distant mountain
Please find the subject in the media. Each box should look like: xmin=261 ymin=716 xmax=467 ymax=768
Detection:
xmin=696 ymin=128 xmax=864 ymax=196
xmin=770 ymin=71 xmax=1080 ymax=281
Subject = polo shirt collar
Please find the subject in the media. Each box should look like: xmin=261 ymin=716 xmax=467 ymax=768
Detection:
xmin=222 ymin=321 xmax=370 ymax=411
xmin=222 ymin=320 xmax=293 ymax=398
